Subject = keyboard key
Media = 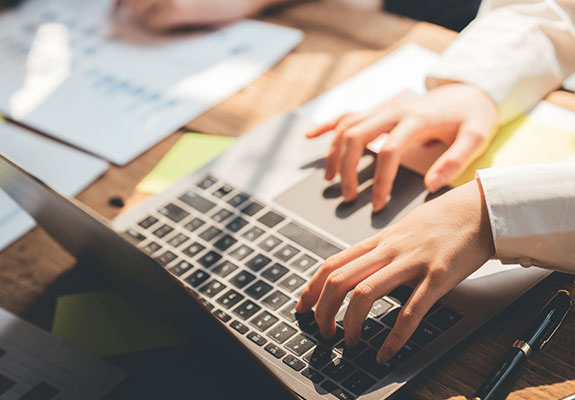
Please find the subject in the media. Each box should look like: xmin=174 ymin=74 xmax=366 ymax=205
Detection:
xmin=197 ymin=250 xmax=222 ymax=268
xmin=267 ymin=322 xmax=297 ymax=344
xmin=169 ymin=260 xmax=193 ymax=276
xmin=258 ymin=211 xmax=285 ymax=228
xmin=233 ymin=300 xmax=262 ymax=320
xmin=138 ymin=216 xmax=158 ymax=229
xmin=217 ymin=289 xmax=244 ymax=309
xmin=158 ymin=203 xmax=189 ymax=223
xmin=261 ymin=263 xmax=289 ymax=282
xmin=360 ymin=318 xmax=384 ymax=340
xmin=250 ymin=311 xmax=279 ymax=332
xmin=285 ymin=334 xmax=316 ymax=356
xmin=179 ymin=191 xmax=216 ymax=213
xmin=355 ymin=349 xmax=395 ymax=379
xmin=142 ymin=241 xmax=162 ymax=254
xmin=278 ymin=221 xmax=343 ymax=260
xmin=301 ymin=368 xmax=324 ymax=384
xmin=199 ymin=298 xmax=213 ymax=311
xmin=283 ymin=354 xmax=306 ymax=371
xmin=296 ymin=314 xmax=319 ymax=335
xmin=274 ymin=244 xmax=300 ymax=262
xmin=369 ymin=298 xmax=394 ymax=318
xmin=322 ymin=358 xmax=355 ymax=382
xmin=316 ymin=326 xmax=344 ymax=347
xmin=125 ymin=229 xmax=146 ymax=243
xmin=167 ymin=233 xmax=189 ymax=248
xmin=278 ymin=273 xmax=306 ymax=292
xmin=369 ymin=329 xmax=390 ymax=348
xmin=242 ymin=226 xmax=265 ymax=242
xmin=199 ymin=280 xmax=227 ymax=298
xmin=279 ymin=302 xmax=298 ymax=322
xmin=381 ymin=308 xmax=400 ymax=328
xmin=197 ymin=175 xmax=217 ymax=190
xmin=240 ymin=201 xmax=264 ymax=216
xmin=265 ymin=343 xmax=286 ymax=359
xmin=245 ymin=280 xmax=273 ymax=300
xmin=428 ymin=307 xmax=462 ymax=331
xmin=291 ymin=254 xmax=318 ymax=272
xmin=229 ymin=244 xmax=254 ymax=261
xmin=246 ymin=254 xmax=272 ymax=272
xmin=424 ymin=302 xmax=442 ymax=318
xmin=392 ymin=342 xmax=419 ymax=363
xmin=213 ymin=184 xmax=233 ymax=198
xmin=212 ymin=261 xmax=238 ymax=278
xmin=228 ymin=193 xmax=250 ymax=207
xmin=155 ymin=251 xmax=177 ymax=266
xmin=258 ymin=235 xmax=282 ymax=252
xmin=185 ymin=270 xmax=211 ymax=288
xmin=214 ymin=234 xmax=237 ymax=252
xmin=199 ymin=226 xmax=222 ymax=242
xmin=211 ymin=208 xmax=233 ymax=223
xmin=410 ymin=322 xmax=439 ymax=347
xmin=153 ymin=224 xmax=174 ymax=238
xmin=340 ymin=341 xmax=367 ymax=360
xmin=342 ymin=371 xmax=376 ymax=396
xmin=184 ymin=217 xmax=205 ymax=232
xmin=182 ymin=242 xmax=205 ymax=258
xmin=262 ymin=291 xmax=290 ymax=311
xmin=247 ymin=331 xmax=267 ymax=346
xmin=304 ymin=346 xmax=337 ymax=369
xmin=230 ymin=320 xmax=249 ymax=334
xmin=320 ymin=380 xmax=355 ymax=400
xmin=388 ymin=286 xmax=414 ymax=305
xmin=213 ymin=309 xmax=231 ymax=322
xmin=230 ymin=270 xmax=257 ymax=289
xmin=226 ymin=217 xmax=249 ymax=233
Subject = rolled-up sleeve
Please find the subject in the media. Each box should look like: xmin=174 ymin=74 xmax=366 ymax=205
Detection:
xmin=476 ymin=163 xmax=575 ymax=272
xmin=427 ymin=0 xmax=575 ymax=124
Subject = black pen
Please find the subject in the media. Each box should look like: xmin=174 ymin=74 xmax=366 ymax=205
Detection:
xmin=473 ymin=290 xmax=572 ymax=400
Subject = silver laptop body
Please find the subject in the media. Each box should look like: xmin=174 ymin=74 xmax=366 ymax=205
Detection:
xmin=0 ymin=112 xmax=550 ymax=399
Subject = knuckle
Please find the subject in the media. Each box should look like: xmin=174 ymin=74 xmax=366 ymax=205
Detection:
xmin=378 ymin=142 xmax=399 ymax=157
xmin=321 ymin=256 xmax=338 ymax=272
xmin=326 ymin=270 xmax=347 ymax=291
xmin=352 ymin=282 xmax=375 ymax=303
xmin=440 ymin=156 xmax=462 ymax=172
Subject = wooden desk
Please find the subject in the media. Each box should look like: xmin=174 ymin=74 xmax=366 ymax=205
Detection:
xmin=1 ymin=1 xmax=574 ymax=399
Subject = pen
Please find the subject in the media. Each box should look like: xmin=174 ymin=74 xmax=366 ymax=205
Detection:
xmin=473 ymin=290 xmax=572 ymax=400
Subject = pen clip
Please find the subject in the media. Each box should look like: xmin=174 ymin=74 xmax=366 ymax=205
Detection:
xmin=538 ymin=296 xmax=571 ymax=351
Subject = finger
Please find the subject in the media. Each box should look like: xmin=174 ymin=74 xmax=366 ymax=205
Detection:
xmin=377 ymin=280 xmax=441 ymax=364
xmin=425 ymin=123 xmax=491 ymax=192
xmin=127 ymin=0 xmax=157 ymax=19
xmin=306 ymin=113 xmax=356 ymax=139
xmin=372 ymin=117 xmax=424 ymax=212
xmin=343 ymin=260 xmax=418 ymax=347
xmin=314 ymin=248 xmax=394 ymax=339
xmin=296 ymin=233 xmax=382 ymax=313
xmin=324 ymin=114 xmax=366 ymax=180
xmin=338 ymin=131 xmax=366 ymax=202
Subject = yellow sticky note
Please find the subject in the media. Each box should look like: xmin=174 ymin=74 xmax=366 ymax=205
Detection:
xmin=52 ymin=290 xmax=186 ymax=357
xmin=137 ymin=133 xmax=235 ymax=194
xmin=452 ymin=115 xmax=575 ymax=187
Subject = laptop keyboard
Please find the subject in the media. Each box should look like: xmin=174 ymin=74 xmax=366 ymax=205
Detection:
xmin=124 ymin=175 xmax=462 ymax=399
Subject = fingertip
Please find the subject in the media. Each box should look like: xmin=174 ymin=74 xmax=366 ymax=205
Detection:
xmin=425 ymin=172 xmax=446 ymax=193
xmin=376 ymin=346 xmax=393 ymax=364
xmin=372 ymin=194 xmax=390 ymax=213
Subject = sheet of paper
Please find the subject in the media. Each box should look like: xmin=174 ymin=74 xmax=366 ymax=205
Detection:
xmin=298 ymin=43 xmax=439 ymax=124
xmin=52 ymin=290 xmax=186 ymax=357
xmin=137 ymin=133 xmax=235 ymax=195
xmin=0 ymin=307 xmax=127 ymax=400
xmin=0 ymin=0 xmax=302 ymax=165
xmin=0 ymin=122 xmax=108 ymax=251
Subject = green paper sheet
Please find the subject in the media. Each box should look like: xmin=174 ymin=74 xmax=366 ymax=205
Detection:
xmin=52 ymin=290 xmax=186 ymax=357
xmin=137 ymin=133 xmax=235 ymax=194
xmin=452 ymin=115 xmax=575 ymax=187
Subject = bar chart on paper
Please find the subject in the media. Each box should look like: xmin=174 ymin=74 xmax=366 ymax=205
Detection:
xmin=0 ymin=0 xmax=302 ymax=165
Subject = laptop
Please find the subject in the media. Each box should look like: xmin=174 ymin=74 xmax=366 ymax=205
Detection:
xmin=0 ymin=112 xmax=550 ymax=399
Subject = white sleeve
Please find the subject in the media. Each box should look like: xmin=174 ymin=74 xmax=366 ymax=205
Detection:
xmin=476 ymin=163 xmax=575 ymax=273
xmin=427 ymin=0 xmax=575 ymax=124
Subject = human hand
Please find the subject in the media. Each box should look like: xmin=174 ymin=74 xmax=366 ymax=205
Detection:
xmin=296 ymin=178 xmax=495 ymax=363
xmin=306 ymin=83 xmax=498 ymax=212
xmin=114 ymin=0 xmax=279 ymax=31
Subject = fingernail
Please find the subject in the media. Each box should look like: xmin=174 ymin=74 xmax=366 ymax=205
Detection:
xmin=376 ymin=347 xmax=392 ymax=364
xmin=372 ymin=195 xmax=391 ymax=213
xmin=427 ymin=172 xmax=445 ymax=193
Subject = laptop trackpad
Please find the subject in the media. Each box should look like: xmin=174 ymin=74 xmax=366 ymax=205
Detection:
xmin=274 ymin=157 xmax=448 ymax=246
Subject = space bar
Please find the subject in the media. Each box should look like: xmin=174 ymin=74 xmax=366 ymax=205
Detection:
xmin=278 ymin=222 xmax=343 ymax=260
